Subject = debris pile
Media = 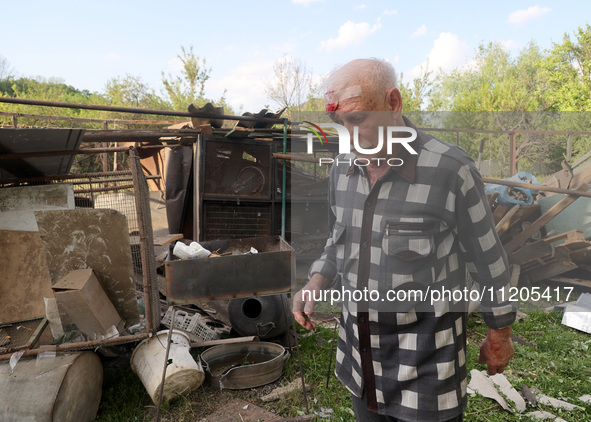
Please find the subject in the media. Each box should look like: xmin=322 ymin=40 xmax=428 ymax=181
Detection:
xmin=468 ymin=369 xmax=587 ymax=421
xmin=485 ymin=157 xmax=591 ymax=288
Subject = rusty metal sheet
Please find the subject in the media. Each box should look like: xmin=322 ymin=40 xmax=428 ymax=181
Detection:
xmin=0 ymin=128 xmax=84 ymax=178
xmin=165 ymin=236 xmax=294 ymax=303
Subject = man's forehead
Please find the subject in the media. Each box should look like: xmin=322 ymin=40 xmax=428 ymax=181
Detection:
xmin=325 ymin=85 xmax=362 ymax=113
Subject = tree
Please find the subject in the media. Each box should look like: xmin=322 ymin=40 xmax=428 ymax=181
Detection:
xmin=0 ymin=55 xmax=14 ymax=81
xmin=162 ymin=46 xmax=211 ymax=111
xmin=398 ymin=63 xmax=434 ymax=125
xmin=265 ymin=56 xmax=313 ymax=117
xmin=105 ymin=74 xmax=162 ymax=108
xmin=426 ymin=41 xmax=560 ymax=175
xmin=541 ymin=24 xmax=591 ymax=112
xmin=537 ymin=24 xmax=591 ymax=161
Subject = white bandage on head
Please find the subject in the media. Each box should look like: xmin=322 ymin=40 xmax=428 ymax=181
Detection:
xmin=325 ymin=85 xmax=362 ymax=112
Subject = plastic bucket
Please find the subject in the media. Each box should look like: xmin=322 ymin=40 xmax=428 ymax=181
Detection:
xmin=131 ymin=329 xmax=204 ymax=404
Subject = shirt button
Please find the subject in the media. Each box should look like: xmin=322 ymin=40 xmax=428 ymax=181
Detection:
xmin=361 ymin=347 xmax=368 ymax=352
xmin=365 ymin=201 xmax=373 ymax=208
xmin=359 ymin=316 xmax=365 ymax=323
xmin=362 ymin=241 xmax=368 ymax=248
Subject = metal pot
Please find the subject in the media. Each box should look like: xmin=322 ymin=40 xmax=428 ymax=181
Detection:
xmin=200 ymin=341 xmax=289 ymax=390
xmin=228 ymin=294 xmax=290 ymax=339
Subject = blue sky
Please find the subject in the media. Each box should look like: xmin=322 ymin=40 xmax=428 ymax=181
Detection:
xmin=1 ymin=1 xmax=589 ymax=112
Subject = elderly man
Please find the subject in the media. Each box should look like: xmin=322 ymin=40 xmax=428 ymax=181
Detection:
xmin=292 ymin=58 xmax=515 ymax=421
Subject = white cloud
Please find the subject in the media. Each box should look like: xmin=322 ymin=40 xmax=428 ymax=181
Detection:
xmin=507 ymin=5 xmax=551 ymax=24
xmin=320 ymin=19 xmax=382 ymax=52
xmin=382 ymin=9 xmax=397 ymax=15
xmin=292 ymin=0 xmax=324 ymax=5
xmin=406 ymin=33 xmax=471 ymax=80
xmin=209 ymin=58 xmax=276 ymax=112
xmin=168 ymin=57 xmax=183 ymax=71
xmin=425 ymin=33 xmax=470 ymax=71
xmin=104 ymin=53 xmax=121 ymax=61
xmin=411 ymin=24 xmax=427 ymax=38
xmin=500 ymin=40 xmax=520 ymax=52
xmin=355 ymin=4 xmax=367 ymax=9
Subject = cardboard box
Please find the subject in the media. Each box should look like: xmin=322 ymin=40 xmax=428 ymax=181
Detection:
xmin=53 ymin=269 xmax=124 ymax=337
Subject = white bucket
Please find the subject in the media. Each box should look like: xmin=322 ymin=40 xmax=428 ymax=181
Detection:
xmin=131 ymin=329 xmax=204 ymax=404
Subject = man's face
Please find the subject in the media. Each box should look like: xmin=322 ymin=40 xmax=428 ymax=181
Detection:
xmin=329 ymin=94 xmax=396 ymax=159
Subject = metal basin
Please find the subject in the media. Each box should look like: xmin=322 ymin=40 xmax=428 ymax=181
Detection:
xmin=200 ymin=341 xmax=289 ymax=390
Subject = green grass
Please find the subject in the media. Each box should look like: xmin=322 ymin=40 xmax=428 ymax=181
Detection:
xmin=95 ymin=357 xmax=154 ymax=421
xmin=96 ymin=311 xmax=591 ymax=421
xmin=465 ymin=311 xmax=591 ymax=421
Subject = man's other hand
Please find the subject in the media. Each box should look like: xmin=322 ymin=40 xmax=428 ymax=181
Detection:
xmin=478 ymin=326 xmax=514 ymax=375
xmin=292 ymin=273 xmax=329 ymax=330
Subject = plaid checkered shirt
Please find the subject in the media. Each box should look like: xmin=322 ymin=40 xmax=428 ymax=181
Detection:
xmin=308 ymin=117 xmax=516 ymax=421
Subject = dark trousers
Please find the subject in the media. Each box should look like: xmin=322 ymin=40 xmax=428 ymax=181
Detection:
xmin=351 ymin=393 xmax=463 ymax=422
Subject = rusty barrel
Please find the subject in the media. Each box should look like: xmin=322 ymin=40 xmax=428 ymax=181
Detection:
xmin=0 ymin=351 xmax=103 ymax=422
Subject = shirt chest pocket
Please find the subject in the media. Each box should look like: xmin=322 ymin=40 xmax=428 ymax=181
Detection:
xmin=382 ymin=220 xmax=437 ymax=263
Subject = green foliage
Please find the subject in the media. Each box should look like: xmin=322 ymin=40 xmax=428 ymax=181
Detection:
xmin=161 ymin=45 xmax=211 ymax=111
xmin=425 ymin=37 xmax=591 ymax=174
xmin=0 ymin=76 xmax=108 ymax=128
xmin=541 ymin=24 xmax=591 ymax=112
xmin=428 ymin=41 xmax=545 ymax=112
xmin=398 ymin=64 xmax=433 ymax=125
xmin=105 ymin=74 xmax=160 ymax=108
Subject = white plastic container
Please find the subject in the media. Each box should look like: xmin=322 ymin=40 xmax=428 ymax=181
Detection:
xmin=131 ymin=330 xmax=204 ymax=404
xmin=173 ymin=241 xmax=211 ymax=259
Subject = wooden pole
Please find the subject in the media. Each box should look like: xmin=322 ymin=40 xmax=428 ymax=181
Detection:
xmin=482 ymin=177 xmax=591 ymax=199
xmin=509 ymin=132 xmax=517 ymax=175
xmin=102 ymin=122 xmax=109 ymax=173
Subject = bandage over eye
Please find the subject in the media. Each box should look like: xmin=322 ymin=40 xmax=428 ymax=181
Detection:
xmin=324 ymin=85 xmax=362 ymax=113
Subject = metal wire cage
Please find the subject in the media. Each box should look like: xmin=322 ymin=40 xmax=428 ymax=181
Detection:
xmin=0 ymin=148 xmax=160 ymax=357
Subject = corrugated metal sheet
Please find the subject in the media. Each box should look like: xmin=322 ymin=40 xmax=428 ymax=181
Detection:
xmin=0 ymin=128 xmax=84 ymax=178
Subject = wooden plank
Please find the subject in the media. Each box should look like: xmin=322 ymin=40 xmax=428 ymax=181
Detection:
xmin=544 ymin=230 xmax=585 ymax=244
xmin=189 ymin=335 xmax=258 ymax=348
xmin=524 ymin=258 xmax=578 ymax=282
xmin=482 ymin=177 xmax=591 ymax=199
xmin=499 ymin=204 xmax=541 ymax=243
xmin=496 ymin=204 xmax=520 ymax=237
xmin=522 ymin=246 xmax=577 ymax=282
xmin=563 ymin=240 xmax=591 ymax=251
xmin=569 ymin=245 xmax=591 ymax=266
xmin=508 ymin=240 xmax=553 ymax=266
xmin=0 ymin=231 xmax=55 ymax=323
xmin=492 ymin=204 xmax=511 ymax=225
xmin=569 ymin=165 xmax=591 ymax=190
xmin=130 ymin=233 xmax=183 ymax=246
xmin=548 ymin=277 xmax=591 ymax=290
xmin=504 ymin=184 xmax=591 ymax=254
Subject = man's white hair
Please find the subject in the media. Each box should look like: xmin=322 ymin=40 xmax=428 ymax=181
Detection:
xmin=325 ymin=58 xmax=398 ymax=99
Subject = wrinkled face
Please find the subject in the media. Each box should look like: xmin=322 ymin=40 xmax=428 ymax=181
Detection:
xmin=328 ymin=90 xmax=398 ymax=159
